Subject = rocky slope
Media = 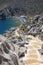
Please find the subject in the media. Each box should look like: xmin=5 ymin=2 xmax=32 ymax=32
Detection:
xmin=0 ymin=28 xmax=43 ymax=65
xmin=19 ymin=15 xmax=43 ymax=40
xmin=13 ymin=0 xmax=43 ymax=15
xmin=0 ymin=14 xmax=43 ymax=65
xmin=0 ymin=0 xmax=43 ymax=19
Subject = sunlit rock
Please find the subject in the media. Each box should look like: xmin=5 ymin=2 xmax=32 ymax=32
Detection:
xmin=23 ymin=35 xmax=43 ymax=65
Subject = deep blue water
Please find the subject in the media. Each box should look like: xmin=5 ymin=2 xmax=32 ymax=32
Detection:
xmin=0 ymin=18 xmax=19 ymax=34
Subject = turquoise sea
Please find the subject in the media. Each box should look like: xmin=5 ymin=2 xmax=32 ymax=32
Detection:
xmin=0 ymin=18 xmax=19 ymax=34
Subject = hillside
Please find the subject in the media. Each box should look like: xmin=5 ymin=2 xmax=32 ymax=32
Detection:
xmin=0 ymin=0 xmax=43 ymax=15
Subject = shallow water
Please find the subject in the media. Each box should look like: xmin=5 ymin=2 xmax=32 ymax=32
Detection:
xmin=0 ymin=18 xmax=19 ymax=34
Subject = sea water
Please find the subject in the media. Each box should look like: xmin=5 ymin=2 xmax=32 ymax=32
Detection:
xmin=0 ymin=18 xmax=19 ymax=34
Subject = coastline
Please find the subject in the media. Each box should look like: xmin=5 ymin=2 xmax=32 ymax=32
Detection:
xmin=0 ymin=14 xmax=43 ymax=65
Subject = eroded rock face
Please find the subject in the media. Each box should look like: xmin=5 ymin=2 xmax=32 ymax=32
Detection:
xmin=0 ymin=35 xmax=19 ymax=65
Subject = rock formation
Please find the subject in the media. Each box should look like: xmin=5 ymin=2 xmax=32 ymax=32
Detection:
xmin=0 ymin=35 xmax=19 ymax=65
xmin=23 ymin=35 xmax=43 ymax=65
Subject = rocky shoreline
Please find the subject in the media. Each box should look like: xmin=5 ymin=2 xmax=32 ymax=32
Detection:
xmin=0 ymin=15 xmax=43 ymax=65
